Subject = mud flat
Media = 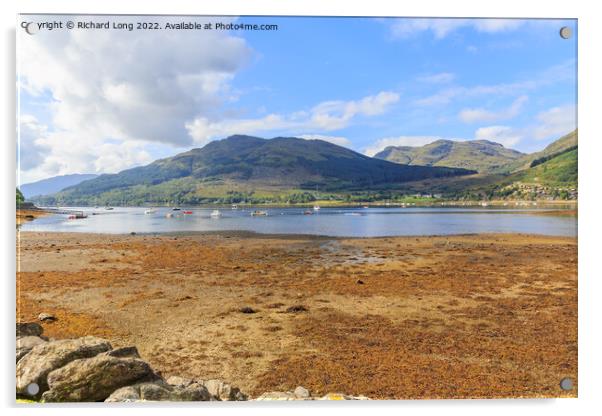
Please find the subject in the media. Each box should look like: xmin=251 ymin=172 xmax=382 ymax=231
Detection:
xmin=16 ymin=208 xmax=49 ymax=226
xmin=16 ymin=231 xmax=577 ymax=399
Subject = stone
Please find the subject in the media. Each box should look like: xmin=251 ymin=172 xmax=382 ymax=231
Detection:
xmin=294 ymin=386 xmax=311 ymax=399
xmin=42 ymin=355 xmax=155 ymax=402
xmin=16 ymin=322 xmax=43 ymax=337
xmin=106 ymin=380 xmax=211 ymax=402
xmin=38 ymin=313 xmax=57 ymax=322
xmin=16 ymin=336 xmax=47 ymax=363
xmin=101 ymin=346 xmax=140 ymax=358
xmin=254 ymin=391 xmax=298 ymax=401
xmin=16 ymin=336 xmax=112 ymax=396
xmin=203 ymin=379 xmax=247 ymax=401
xmin=166 ymin=375 xmax=194 ymax=387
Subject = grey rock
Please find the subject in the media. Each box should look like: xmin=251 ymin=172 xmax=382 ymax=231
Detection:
xmin=203 ymin=379 xmax=247 ymax=401
xmin=16 ymin=336 xmax=47 ymax=363
xmin=42 ymin=355 xmax=155 ymax=402
xmin=38 ymin=313 xmax=57 ymax=322
xmin=294 ymin=386 xmax=311 ymax=399
xmin=17 ymin=322 xmax=43 ymax=337
xmin=255 ymin=391 xmax=298 ymax=401
xmin=106 ymin=380 xmax=211 ymax=402
xmin=166 ymin=375 xmax=194 ymax=387
xmin=101 ymin=346 xmax=140 ymax=358
xmin=16 ymin=336 xmax=112 ymax=396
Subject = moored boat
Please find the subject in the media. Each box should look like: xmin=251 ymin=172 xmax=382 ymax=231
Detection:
xmin=251 ymin=210 xmax=268 ymax=217
xmin=210 ymin=210 xmax=221 ymax=218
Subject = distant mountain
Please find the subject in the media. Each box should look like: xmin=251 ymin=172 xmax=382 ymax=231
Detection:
xmin=367 ymin=131 xmax=578 ymax=200
xmin=374 ymin=139 xmax=524 ymax=173
xmin=37 ymin=135 xmax=475 ymax=205
xmin=19 ymin=174 xmax=99 ymax=198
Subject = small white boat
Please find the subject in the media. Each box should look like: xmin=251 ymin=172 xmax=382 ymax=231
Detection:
xmin=165 ymin=213 xmax=174 ymax=218
xmin=105 ymin=206 xmax=114 ymax=210
xmin=313 ymin=205 xmax=321 ymax=211
xmin=210 ymin=210 xmax=222 ymax=218
xmin=481 ymin=202 xmax=489 ymax=207
xmin=144 ymin=208 xmax=156 ymax=215
xmin=231 ymin=204 xmax=238 ymax=210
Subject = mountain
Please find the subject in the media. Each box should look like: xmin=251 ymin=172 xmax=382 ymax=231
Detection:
xmin=503 ymin=130 xmax=578 ymax=173
xmin=369 ymin=131 xmax=578 ymax=200
xmin=458 ymin=132 xmax=577 ymax=200
xmin=37 ymin=135 xmax=475 ymax=205
xmin=511 ymin=146 xmax=577 ymax=187
xmin=374 ymin=139 xmax=524 ymax=173
xmin=19 ymin=174 xmax=99 ymax=198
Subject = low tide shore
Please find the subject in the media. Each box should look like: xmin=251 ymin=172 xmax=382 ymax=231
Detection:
xmin=16 ymin=231 xmax=577 ymax=399
xmin=16 ymin=208 xmax=49 ymax=226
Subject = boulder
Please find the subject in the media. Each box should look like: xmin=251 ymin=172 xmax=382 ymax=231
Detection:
xmin=254 ymin=391 xmax=298 ymax=400
xmin=166 ymin=375 xmax=195 ymax=387
xmin=16 ymin=336 xmax=47 ymax=363
xmin=254 ymin=387 xmax=313 ymax=401
xmin=16 ymin=322 xmax=43 ymax=337
xmin=101 ymin=346 xmax=140 ymax=359
xmin=106 ymin=380 xmax=211 ymax=402
xmin=294 ymin=386 xmax=311 ymax=399
xmin=42 ymin=355 xmax=155 ymax=402
xmin=203 ymin=379 xmax=247 ymax=401
xmin=16 ymin=336 xmax=112 ymax=396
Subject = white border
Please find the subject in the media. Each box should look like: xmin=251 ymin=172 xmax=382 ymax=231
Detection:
xmin=2 ymin=1 xmax=600 ymax=416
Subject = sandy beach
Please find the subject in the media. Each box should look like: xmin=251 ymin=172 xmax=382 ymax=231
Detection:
xmin=16 ymin=231 xmax=577 ymax=399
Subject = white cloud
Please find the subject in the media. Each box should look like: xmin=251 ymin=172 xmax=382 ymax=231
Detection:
xmin=20 ymin=16 xmax=252 ymax=147
xmin=186 ymin=91 xmax=399 ymax=144
xmin=417 ymin=72 xmax=455 ymax=84
xmin=533 ymin=104 xmax=576 ymax=140
xmin=17 ymin=115 xmax=50 ymax=171
xmin=459 ymin=95 xmax=528 ymax=123
xmin=363 ymin=136 xmax=450 ymax=157
xmin=474 ymin=125 xmax=523 ymax=147
xmin=389 ymin=18 xmax=525 ymax=40
xmin=299 ymin=134 xmax=352 ymax=147
xmin=17 ymin=116 xmax=155 ymax=184
xmin=416 ymin=60 xmax=574 ymax=107
xmin=18 ymin=16 xmax=252 ymax=182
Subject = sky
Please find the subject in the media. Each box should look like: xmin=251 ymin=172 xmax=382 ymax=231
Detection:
xmin=17 ymin=16 xmax=577 ymax=183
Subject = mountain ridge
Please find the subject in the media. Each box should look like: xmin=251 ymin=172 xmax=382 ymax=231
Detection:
xmin=374 ymin=139 xmax=525 ymax=173
xmin=42 ymin=135 xmax=474 ymax=205
xmin=20 ymin=173 xmax=99 ymax=198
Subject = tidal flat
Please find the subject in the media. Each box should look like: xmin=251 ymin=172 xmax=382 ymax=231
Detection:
xmin=17 ymin=231 xmax=577 ymax=399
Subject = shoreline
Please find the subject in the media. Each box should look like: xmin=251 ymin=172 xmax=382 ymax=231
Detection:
xmin=17 ymin=231 xmax=577 ymax=399
xmin=18 ymin=229 xmax=576 ymax=240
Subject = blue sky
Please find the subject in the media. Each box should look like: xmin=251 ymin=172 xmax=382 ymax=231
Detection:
xmin=18 ymin=16 xmax=577 ymax=183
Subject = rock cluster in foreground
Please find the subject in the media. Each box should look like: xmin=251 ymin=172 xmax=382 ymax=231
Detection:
xmin=16 ymin=322 xmax=368 ymax=402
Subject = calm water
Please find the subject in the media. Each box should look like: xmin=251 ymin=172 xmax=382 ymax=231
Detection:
xmin=19 ymin=206 xmax=577 ymax=237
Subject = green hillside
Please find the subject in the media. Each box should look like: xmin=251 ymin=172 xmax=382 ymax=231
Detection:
xmin=374 ymin=139 xmax=524 ymax=173
xmin=514 ymin=147 xmax=577 ymax=186
xmin=459 ymin=145 xmax=577 ymax=200
xmin=504 ymin=130 xmax=578 ymax=172
xmin=36 ymin=135 xmax=474 ymax=206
